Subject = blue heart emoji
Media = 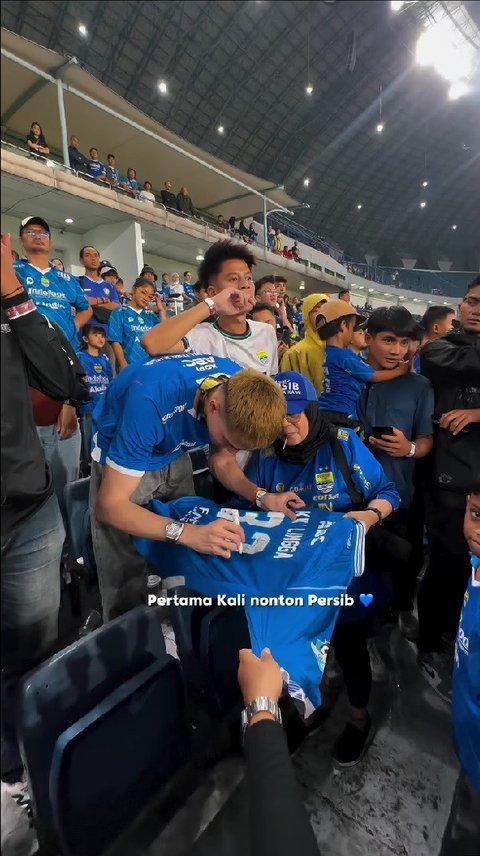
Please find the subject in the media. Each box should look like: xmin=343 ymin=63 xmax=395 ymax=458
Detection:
xmin=359 ymin=593 xmax=374 ymax=608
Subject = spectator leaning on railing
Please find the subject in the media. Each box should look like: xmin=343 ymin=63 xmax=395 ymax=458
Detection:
xmin=120 ymin=167 xmax=139 ymax=198
xmin=177 ymin=186 xmax=195 ymax=217
xmin=105 ymin=153 xmax=120 ymax=186
xmin=87 ymin=148 xmax=107 ymax=182
xmin=160 ymin=180 xmax=178 ymax=210
xmin=26 ymin=122 xmax=49 ymax=158
xmin=68 ymin=135 xmax=90 ymax=172
xmin=139 ymin=181 xmax=155 ymax=204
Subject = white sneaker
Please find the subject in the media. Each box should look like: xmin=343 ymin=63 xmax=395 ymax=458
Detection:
xmin=1 ymin=780 xmax=38 ymax=856
xmin=418 ymin=652 xmax=452 ymax=704
xmin=367 ymin=639 xmax=388 ymax=682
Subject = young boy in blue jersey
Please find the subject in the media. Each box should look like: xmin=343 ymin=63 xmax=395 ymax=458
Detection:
xmin=107 ymin=277 xmax=160 ymax=369
xmin=440 ymin=486 xmax=480 ymax=853
xmin=87 ymin=148 xmax=106 ymax=182
xmin=90 ymin=356 xmax=293 ymax=621
xmin=317 ymin=299 xmax=410 ymax=425
xmin=78 ymin=325 xmax=112 ymax=468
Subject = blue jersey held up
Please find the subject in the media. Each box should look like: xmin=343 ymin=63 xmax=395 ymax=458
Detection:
xmin=14 ymin=260 xmax=89 ymax=352
xmin=452 ymin=557 xmax=480 ymax=792
xmin=107 ymin=304 xmax=159 ymax=365
xmin=91 ymin=353 xmax=242 ymax=476
xmin=77 ymin=352 xmax=112 ymax=415
xmin=134 ymin=499 xmax=366 ymax=716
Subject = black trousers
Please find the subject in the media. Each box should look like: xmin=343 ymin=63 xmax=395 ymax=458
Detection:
xmin=417 ymin=494 xmax=471 ymax=652
xmin=332 ymin=619 xmax=372 ymax=710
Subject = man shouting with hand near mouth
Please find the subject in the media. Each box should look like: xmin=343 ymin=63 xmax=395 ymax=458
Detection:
xmin=141 ymin=240 xmax=278 ymax=376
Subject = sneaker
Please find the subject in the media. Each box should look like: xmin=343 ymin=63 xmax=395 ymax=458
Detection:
xmin=1 ymin=780 xmax=38 ymax=855
xmin=399 ymin=610 xmax=419 ymax=641
xmin=417 ymin=652 xmax=452 ymax=704
xmin=367 ymin=639 xmax=387 ymax=682
xmin=332 ymin=713 xmax=375 ymax=767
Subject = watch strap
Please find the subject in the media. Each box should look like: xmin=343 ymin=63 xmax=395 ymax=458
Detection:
xmin=241 ymin=696 xmax=282 ymax=733
xmin=204 ymin=297 xmax=217 ymax=316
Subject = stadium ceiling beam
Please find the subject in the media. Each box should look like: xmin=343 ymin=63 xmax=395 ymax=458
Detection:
xmin=206 ymin=12 xmax=304 ymax=158
xmin=47 ymin=0 xmax=70 ymax=49
xmin=102 ymin=1 xmax=149 ymax=88
xmin=1 ymin=56 xmax=77 ymax=126
xmin=124 ymin=2 xmax=182 ymax=102
xmin=164 ymin=1 xmax=249 ymax=130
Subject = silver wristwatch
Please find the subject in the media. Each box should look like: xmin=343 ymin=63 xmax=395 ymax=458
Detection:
xmin=165 ymin=521 xmax=185 ymax=543
xmin=241 ymin=696 xmax=282 ymax=736
xmin=255 ymin=489 xmax=268 ymax=509
xmin=406 ymin=442 xmax=416 ymax=458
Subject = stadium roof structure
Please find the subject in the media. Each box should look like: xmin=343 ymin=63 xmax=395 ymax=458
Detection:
xmin=1 ymin=0 xmax=479 ymax=268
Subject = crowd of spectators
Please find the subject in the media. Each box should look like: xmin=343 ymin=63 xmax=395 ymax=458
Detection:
xmin=2 ymin=147 xmax=480 ymax=854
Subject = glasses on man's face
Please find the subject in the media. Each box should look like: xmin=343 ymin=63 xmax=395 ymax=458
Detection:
xmin=26 ymin=230 xmax=49 ymax=239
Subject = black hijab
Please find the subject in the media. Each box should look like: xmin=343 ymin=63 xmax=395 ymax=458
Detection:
xmin=273 ymin=402 xmax=332 ymax=464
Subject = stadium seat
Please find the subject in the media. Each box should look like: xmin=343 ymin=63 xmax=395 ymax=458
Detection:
xmin=63 ymin=477 xmax=97 ymax=589
xmin=17 ymin=606 xmax=191 ymax=856
xmin=199 ymin=606 xmax=250 ymax=721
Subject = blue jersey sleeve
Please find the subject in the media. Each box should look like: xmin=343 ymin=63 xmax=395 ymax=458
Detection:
xmin=106 ymin=385 xmax=166 ymax=476
xmin=413 ymin=379 xmax=434 ymax=437
xmin=340 ymin=429 xmax=400 ymax=509
xmin=341 ymin=352 xmax=375 ymax=383
xmin=107 ymin=308 xmax=123 ymax=343
xmin=107 ymin=282 xmax=120 ymax=305
xmin=72 ymin=276 xmax=90 ymax=313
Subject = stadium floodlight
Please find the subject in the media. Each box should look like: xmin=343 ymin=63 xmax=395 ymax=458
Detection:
xmin=158 ymin=80 xmax=168 ymax=94
xmin=420 ymin=201 xmax=427 ymax=208
xmin=303 ymin=178 xmax=310 ymax=187
xmin=376 ymin=122 xmax=384 ymax=134
xmin=422 ymin=180 xmax=428 ymax=187
xmin=416 ymin=18 xmax=476 ymax=85
xmin=448 ymin=80 xmax=470 ymax=100
xmin=78 ymin=23 xmax=88 ymax=36
xmin=64 ymin=218 xmax=74 ymax=224
xmin=356 ymin=203 xmax=363 ymax=210
xmin=305 ymin=84 xmax=313 ymax=95
xmin=299 ymin=284 xmax=305 ymax=290
xmin=452 ymin=224 xmax=457 ymax=230
xmin=217 ymin=125 xmax=224 ymax=134
xmin=195 ymin=254 xmax=204 ymax=262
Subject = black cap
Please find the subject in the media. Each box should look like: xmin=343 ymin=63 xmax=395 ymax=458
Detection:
xmin=20 ymin=216 xmax=50 ymax=236
xmin=140 ymin=265 xmax=157 ymax=282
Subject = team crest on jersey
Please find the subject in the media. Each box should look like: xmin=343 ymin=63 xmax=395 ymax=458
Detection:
xmin=311 ymin=639 xmax=329 ymax=673
xmin=275 ymin=483 xmax=284 ymax=493
xmin=103 ymin=288 xmax=110 ymax=296
xmin=41 ymin=276 xmax=50 ymax=286
xmin=256 ymin=350 xmax=269 ymax=364
xmin=315 ymin=471 xmax=334 ymax=493
xmin=337 ymin=429 xmax=349 ymax=441
xmin=94 ymin=363 xmax=103 ymax=373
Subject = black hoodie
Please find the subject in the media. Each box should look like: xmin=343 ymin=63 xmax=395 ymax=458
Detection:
xmin=420 ymin=329 xmax=480 ymax=506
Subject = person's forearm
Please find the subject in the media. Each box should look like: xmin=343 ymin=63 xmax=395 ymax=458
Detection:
xmin=371 ymin=366 xmax=406 ymax=383
xmin=141 ymin=300 xmax=210 ymax=355
xmin=96 ymin=493 xmax=170 ymax=538
xmin=414 ymin=437 xmax=433 ymax=459
xmin=111 ymin=342 xmax=127 ymax=369
xmin=209 ymin=451 xmax=258 ymax=503
xmin=75 ymin=307 xmax=93 ymax=328
xmin=366 ymin=499 xmax=393 ymax=520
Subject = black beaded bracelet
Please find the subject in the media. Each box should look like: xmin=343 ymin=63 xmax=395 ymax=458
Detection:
xmin=366 ymin=507 xmax=383 ymax=525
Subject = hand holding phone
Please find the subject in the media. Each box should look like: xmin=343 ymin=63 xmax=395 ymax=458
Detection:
xmin=372 ymin=426 xmax=395 ymax=438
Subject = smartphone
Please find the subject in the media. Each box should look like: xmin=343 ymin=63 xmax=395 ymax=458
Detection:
xmin=372 ymin=426 xmax=395 ymax=437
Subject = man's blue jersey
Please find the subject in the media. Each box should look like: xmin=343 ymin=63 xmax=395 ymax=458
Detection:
xmin=78 ymin=352 xmax=112 ymax=415
xmin=14 ymin=260 xmax=89 ymax=352
xmin=88 ymin=159 xmax=105 ymax=179
xmin=91 ymin=353 xmax=242 ymax=476
xmin=107 ymin=304 xmax=159 ymax=365
xmin=452 ymin=557 xmax=480 ymax=791
xmin=247 ymin=427 xmax=399 ymax=514
xmin=134 ymin=499 xmax=366 ymax=715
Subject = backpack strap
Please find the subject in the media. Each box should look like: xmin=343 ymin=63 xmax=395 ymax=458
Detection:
xmin=328 ymin=428 xmax=363 ymax=510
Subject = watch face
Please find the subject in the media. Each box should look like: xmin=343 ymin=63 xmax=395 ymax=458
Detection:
xmin=166 ymin=522 xmax=181 ymax=540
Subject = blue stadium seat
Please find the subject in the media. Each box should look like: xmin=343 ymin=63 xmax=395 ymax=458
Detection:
xmin=17 ymin=606 xmax=190 ymax=856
